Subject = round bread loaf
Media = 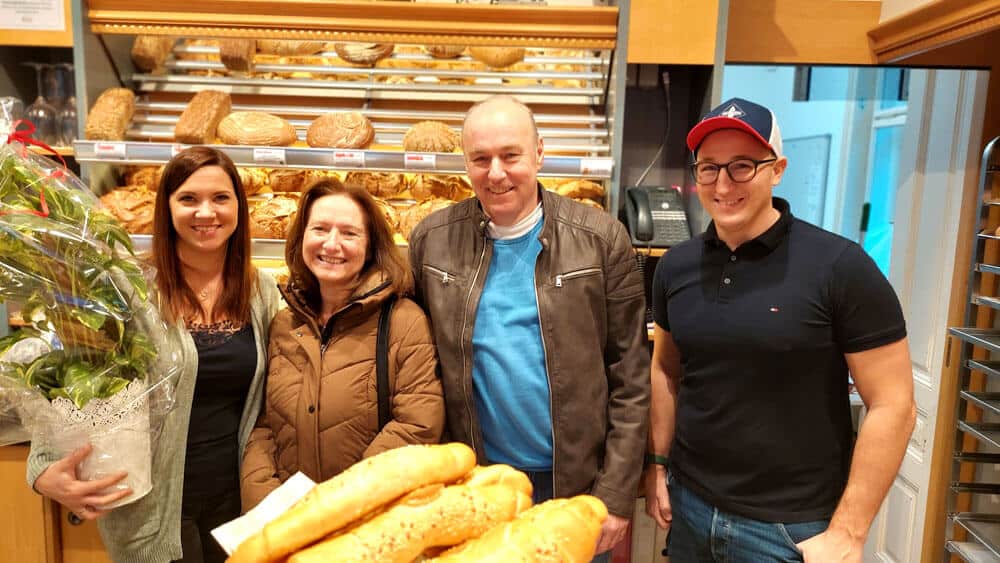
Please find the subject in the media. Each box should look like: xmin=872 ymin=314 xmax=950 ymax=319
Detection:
xmin=469 ymin=46 xmax=526 ymax=69
xmin=424 ymin=44 xmax=466 ymax=59
xmin=410 ymin=174 xmax=473 ymax=201
xmin=99 ymin=187 xmax=156 ymax=234
xmin=257 ymin=40 xmax=326 ymax=56
xmin=344 ymin=171 xmax=408 ymax=199
xmin=555 ymin=179 xmax=605 ymax=200
xmin=217 ymin=111 xmax=298 ymax=146
xmin=250 ymin=195 xmax=299 ymax=239
xmin=307 ymin=112 xmax=375 ymax=149
xmin=238 ymin=167 xmax=269 ymax=195
xmin=334 ymin=43 xmax=395 ymax=66
xmin=398 ymin=198 xmax=453 ymax=241
xmin=268 ymin=169 xmax=307 ymax=193
xmin=403 ymin=121 xmax=460 ymax=153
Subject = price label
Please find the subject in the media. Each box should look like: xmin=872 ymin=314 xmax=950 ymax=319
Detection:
xmin=170 ymin=144 xmax=189 ymax=158
xmin=404 ymin=153 xmax=436 ymax=170
xmin=253 ymin=147 xmax=287 ymax=166
xmin=332 ymin=150 xmax=365 ymax=168
xmin=94 ymin=142 xmax=126 ymax=160
xmin=579 ymin=158 xmax=613 ymax=177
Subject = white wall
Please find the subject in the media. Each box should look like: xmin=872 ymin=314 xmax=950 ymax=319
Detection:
xmin=721 ymin=65 xmax=852 ymax=232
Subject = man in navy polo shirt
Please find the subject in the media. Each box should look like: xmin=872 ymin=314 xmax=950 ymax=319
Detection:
xmin=641 ymin=98 xmax=916 ymax=562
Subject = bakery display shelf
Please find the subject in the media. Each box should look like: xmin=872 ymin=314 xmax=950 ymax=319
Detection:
xmin=27 ymin=145 xmax=74 ymax=157
xmin=975 ymin=263 xmax=1000 ymax=276
xmin=973 ymin=294 xmax=1000 ymax=312
xmin=961 ymin=391 xmax=1000 ymax=416
xmin=955 ymin=452 xmax=1000 ymax=464
xmin=946 ymin=540 xmax=1000 ymax=563
xmin=165 ymin=59 xmax=606 ymax=83
xmin=129 ymin=234 xmax=286 ymax=260
xmin=951 ymin=514 xmax=1000 ymax=560
xmin=968 ymin=360 xmax=1000 ymax=380
xmin=952 ymin=483 xmax=1000 ymax=494
xmin=977 ymin=232 xmax=1000 ymax=242
xmin=958 ymin=421 xmax=1000 ymax=450
xmin=950 ymin=328 xmax=1000 ymax=355
xmin=176 ymin=44 xmax=610 ymax=68
xmin=134 ymin=74 xmax=603 ymax=105
xmin=134 ymin=100 xmax=607 ymax=127
xmin=74 ymin=141 xmax=614 ymax=178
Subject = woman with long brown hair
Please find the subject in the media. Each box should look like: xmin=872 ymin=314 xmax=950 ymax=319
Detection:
xmin=240 ymin=177 xmax=443 ymax=509
xmin=31 ymin=146 xmax=282 ymax=563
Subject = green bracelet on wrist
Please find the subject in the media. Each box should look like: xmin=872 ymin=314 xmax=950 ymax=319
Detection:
xmin=645 ymin=453 xmax=669 ymax=467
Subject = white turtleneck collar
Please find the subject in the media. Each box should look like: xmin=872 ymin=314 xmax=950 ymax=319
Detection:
xmin=487 ymin=203 xmax=544 ymax=240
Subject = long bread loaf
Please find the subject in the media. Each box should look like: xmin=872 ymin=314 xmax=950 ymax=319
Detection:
xmin=288 ymin=468 xmax=531 ymax=563
xmin=228 ymin=443 xmax=476 ymax=563
xmin=174 ymin=90 xmax=231 ymax=144
xmin=430 ymin=495 xmax=608 ymax=563
xmin=84 ymin=88 xmax=135 ymax=141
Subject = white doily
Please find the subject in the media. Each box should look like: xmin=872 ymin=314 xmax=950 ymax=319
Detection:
xmin=44 ymin=379 xmax=152 ymax=508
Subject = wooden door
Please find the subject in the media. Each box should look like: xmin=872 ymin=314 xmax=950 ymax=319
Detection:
xmin=0 ymin=445 xmax=58 ymax=563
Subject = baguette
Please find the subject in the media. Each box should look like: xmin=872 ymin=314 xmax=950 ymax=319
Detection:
xmin=174 ymin=90 xmax=231 ymax=144
xmin=289 ymin=471 xmax=531 ymax=563
xmin=257 ymin=40 xmax=326 ymax=56
xmin=430 ymin=495 xmax=608 ymax=563
xmin=84 ymin=88 xmax=135 ymax=141
xmin=228 ymin=443 xmax=477 ymax=563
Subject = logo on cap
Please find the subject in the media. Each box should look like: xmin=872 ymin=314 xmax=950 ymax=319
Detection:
xmin=719 ymin=104 xmax=745 ymax=119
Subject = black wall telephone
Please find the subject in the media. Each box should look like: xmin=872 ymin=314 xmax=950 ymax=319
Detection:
xmin=624 ymin=186 xmax=691 ymax=247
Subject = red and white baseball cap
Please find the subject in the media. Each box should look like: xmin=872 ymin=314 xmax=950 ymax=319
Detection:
xmin=686 ymin=97 xmax=783 ymax=157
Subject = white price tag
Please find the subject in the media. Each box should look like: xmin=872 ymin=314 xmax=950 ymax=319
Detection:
xmin=170 ymin=144 xmax=189 ymax=158
xmin=332 ymin=150 xmax=365 ymax=168
xmin=94 ymin=142 xmax=126 ymax=160
xmin=404 ymin=153 xmax=437 ymax=171
xmin=253 ymin=147 xmax=286 ymax=166
xmin=579 ymin=158 xmax=613 ymax=177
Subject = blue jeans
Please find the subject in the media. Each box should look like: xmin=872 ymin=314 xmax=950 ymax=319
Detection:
xmin=526 ymin=470 xmax=612 ymax=563
xmin=668 ymin=479 xmax=829 ymax=562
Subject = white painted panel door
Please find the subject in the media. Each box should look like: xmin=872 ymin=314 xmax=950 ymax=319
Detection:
xmin=863 ymin=68 xmax=989 ymax=562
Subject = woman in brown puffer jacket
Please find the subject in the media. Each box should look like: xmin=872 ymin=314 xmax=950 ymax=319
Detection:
xmin=240 ymin=178 xmax=445 ymax=510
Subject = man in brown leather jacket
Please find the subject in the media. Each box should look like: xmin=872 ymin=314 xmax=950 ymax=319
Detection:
xmin=408 ymin=95 xmax=650 ymax=559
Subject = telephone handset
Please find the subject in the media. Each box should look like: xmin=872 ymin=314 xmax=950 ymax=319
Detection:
xmin=624 ymin=186 xmax=691 ymax=247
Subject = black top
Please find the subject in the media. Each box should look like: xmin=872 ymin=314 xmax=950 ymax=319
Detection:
xmin=184 ymin=322 xmax=256 ymax=498
xmin=652 ymin=198 xmax=906 ymax=523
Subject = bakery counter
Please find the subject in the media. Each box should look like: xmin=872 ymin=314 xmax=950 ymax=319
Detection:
xmin=73 ymin=141 xmax=612 ymax=179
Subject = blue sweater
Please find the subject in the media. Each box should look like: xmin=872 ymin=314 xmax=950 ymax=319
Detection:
xmin=472 ymin=220 xmax=552 ymax=470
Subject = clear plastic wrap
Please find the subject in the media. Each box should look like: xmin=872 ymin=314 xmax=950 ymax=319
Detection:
xmin=0 ymin=111 xmax=182 ymax=508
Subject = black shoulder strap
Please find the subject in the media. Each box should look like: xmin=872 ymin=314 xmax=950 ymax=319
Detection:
xmin=376 ymin=295 xmax=396 ymax=431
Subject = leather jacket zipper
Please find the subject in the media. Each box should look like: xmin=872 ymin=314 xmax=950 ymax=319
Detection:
xmin=460 ymin=240 xmax=490 ymax=456
xmin=535 ymin=253 xmax=558 ymax=498
xmin=424 ymin=265 xmax=455 ymax=285
xmin=554 ymin=267 xmax=601 ymax=288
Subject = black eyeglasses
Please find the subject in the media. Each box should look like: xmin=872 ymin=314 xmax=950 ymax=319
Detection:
xmin=690 ymin=158 xmax=777 ymax=185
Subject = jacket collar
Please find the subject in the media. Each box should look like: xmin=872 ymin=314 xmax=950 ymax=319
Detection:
xmin=704 ymin=197 xmax=793 ymax=251
xmin=280 ymin=268 xmax=394 ymax=338
xmin=474 ymin=183 xmax=555 ymax=248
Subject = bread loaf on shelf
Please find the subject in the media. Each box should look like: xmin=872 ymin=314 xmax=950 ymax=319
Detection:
xmin=556 ymin=179 xmax=605 ymax=201
xmin=217 ymin=111 xmax=297 ymax=146
xmin=130 ymin=36 xmax=175 ymax=72
xmin=398 ymin=198 xmax=453 ymax=241
xmin=267 ymin=169 xmax=306 ymax=193
xmin=410 ymin=175 xmax=473 ymax=202
xmin=122 ymin=165 xmax=162 ymax=191
xmin=238 ymin=167 xmax=270 ymax=195
xmin=306 ymin=112 xmax=375 ymax=149
xmin=344 ymin=171 xmax=408 ymax=199
xmin=256 ymin=40 xmax=326 ymax=56
xmin=333 ymin=42 xmax=395 ymax=66
xmin=430 ymin=495 xmax=608 ymax=563
xmin=469 ymin=46 xmax=526 ymax=69
xmin=288 ymin=466 xmax=532 ymax=563
xmin=249 ymin=195 xmax=298 ymax=240
xmin=219 ymin=39 xmax=256 ymax=72
xmin=84 ymin=88 xmax=135 ymax=141
xmin=425 ymin=45 xmax=466 ymax=59
xmin=402 ymin=121 xmax=460 ymax=153
xmin=174 ymin=90 xmax=231 ymax=144
xmin=228 ymin=443 xmax=477 ymax=563
xmin=99 ymin=187 xmax=156 ymax=234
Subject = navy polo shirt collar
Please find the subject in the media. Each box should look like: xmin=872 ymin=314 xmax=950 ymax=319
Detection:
xmin=703 ymin=197 xmax=793 ymax=251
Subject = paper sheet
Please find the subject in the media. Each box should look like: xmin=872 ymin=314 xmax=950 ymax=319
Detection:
xmin=211 ymin=472 xmax=317 ymax=555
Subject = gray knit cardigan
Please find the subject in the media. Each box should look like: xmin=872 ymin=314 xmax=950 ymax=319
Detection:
xmin=27 ymin=270 xmax=282 ymax=563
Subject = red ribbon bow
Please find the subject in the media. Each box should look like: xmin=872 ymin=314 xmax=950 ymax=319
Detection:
xmin=1 ymin=119 xmax=68 ymax=218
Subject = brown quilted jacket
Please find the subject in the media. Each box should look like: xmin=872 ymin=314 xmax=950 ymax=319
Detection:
xmin=240 ymin=270 xmax=445 ymax=510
